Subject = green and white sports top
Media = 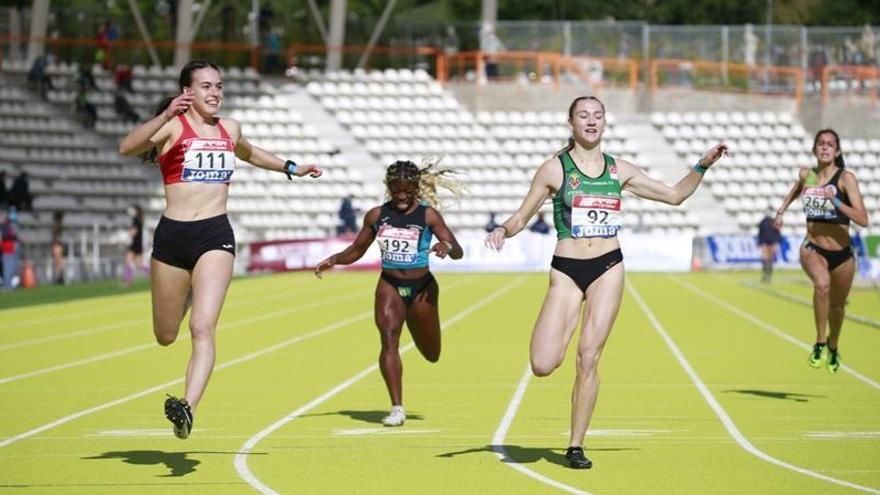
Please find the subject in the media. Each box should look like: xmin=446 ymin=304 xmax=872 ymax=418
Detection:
xmin=552 ymin=151 xmax=623 ymax=239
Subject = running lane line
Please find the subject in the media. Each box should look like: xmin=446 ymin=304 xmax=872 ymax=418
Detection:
xmin=234 ymin=276 xmax=527 ymax=495
xmin=628 ymin=280 xmax=880 ymax=494
xmin=670 ymin=276 xmax=880 ymax=391
xmin=0 ymin=287 xmax=369 ymax=385
xmin=0 ymin=311 xmax=372 ymax=448
xmin=492 ymin=363 xmax=592 ymax=495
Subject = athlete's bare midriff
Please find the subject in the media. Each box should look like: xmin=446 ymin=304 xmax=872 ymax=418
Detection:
xmin=805 ymin=222 xmax=851 ymax=251
xmin=554 ymin=236 xmax=621 ymax=259
xmin=162 ymin=183 xmax=229 ymax=221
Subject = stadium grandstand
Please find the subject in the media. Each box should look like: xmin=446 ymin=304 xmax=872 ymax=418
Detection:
xmin=0 ymin=1 xmax=878 ymax=280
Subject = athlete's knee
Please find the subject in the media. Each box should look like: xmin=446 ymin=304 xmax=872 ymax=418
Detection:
xmin=188 ymin=319 xmax=216 ymax=342
xmin=530 ymin=354 xmax=562 ymax=377
xmin=422 ymin=347 xmax=440 ymax=363
xmin=153 ymin=326 xmax=178 ymax=346
xmin=814 ymin=280 xmax=831 ymax=297
xmin=576 ymin=348 xmax=602 ymax=375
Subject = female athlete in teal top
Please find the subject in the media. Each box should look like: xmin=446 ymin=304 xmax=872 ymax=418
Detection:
xmin=485 ymin=96 xmax=728 ymax=469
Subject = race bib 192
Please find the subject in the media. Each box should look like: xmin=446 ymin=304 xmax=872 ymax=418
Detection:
xmin=182 ymin=138 xmax=236 ymax=183
xmin=377 ymin=225 xmax=420 ymax=264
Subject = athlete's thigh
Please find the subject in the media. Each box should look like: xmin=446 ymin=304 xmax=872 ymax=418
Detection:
xmin=579 ymin=263 xmax=625 ymax=351
xmin=151 ymin=257 xmax=192 ymax=335
xmin=829 ymin=257 xmax=855 ymax=305
xmin=189 ymin=251 xmax=235 ymax=331
xmin=375 ymin=277 xmax=406 ymax=333
xmin=406 ymin=279 xmax=440 ymax=347
xmin=531 ymin=268 xmax=586 ymax=360
xmin=800 ymin=245 xmax=830 ymax=287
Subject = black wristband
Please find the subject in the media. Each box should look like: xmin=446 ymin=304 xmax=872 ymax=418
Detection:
xmin=284 ymin=160 xmax=298 ymax=181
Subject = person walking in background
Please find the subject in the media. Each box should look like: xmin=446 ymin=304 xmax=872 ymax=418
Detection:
xmin=485 ymin=96 xmax=727 ymax=470
xmin=315 ymin=159 xmax=464 ymax=427
xmin=757 ymin=206 xmax=781 ymax=283
xmin=118 ymin=59 xmax=323 ymax=439
xmin=123 ymin=204 xmax=146 ymax=288
xmin=1 ymin=207 xmax=20 ymax=291
xmin=0 ymin=171 xmax=9 ymax=208
xmin=774 ymin=129 xmax=869 ymax=374
xmin=9 ymin=171 xmax=33 ymax=212
xmin=529 ymin=212 xmax=551 ymax=234
xmin=51 ymin=211 xmax=65 ymax=285
xmin=337 ymin=194 xmax=358 ymax=235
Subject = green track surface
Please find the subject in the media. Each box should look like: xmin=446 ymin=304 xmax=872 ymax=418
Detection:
xmin=1 ymin=271 xmax=878 ymax=494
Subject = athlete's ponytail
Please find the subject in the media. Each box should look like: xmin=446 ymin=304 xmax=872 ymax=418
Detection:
xmin=384 ymin=156 xmax=465 ymax=210
xmin=812 ymin=128 xmax=846 ymax=169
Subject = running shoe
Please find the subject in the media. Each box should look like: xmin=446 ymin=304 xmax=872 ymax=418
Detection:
xmin=827 ymin=348 xmax=841 ymax=375
xmin=164 ymin=395 xmax=193 ymax=439
xmin=382 ymin=406 xmax=406 ymax=427
xmin=565 ymin=446 xmax=593 ymax=469
xmin=808 ymin=343 xmax=825 ymax=368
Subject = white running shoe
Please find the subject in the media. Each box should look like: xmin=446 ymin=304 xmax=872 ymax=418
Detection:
xmin=382 ymin=406 xmax=406 ymax=427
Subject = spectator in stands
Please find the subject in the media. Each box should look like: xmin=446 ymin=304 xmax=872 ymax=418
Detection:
xmin=27 ymin=53 xmax=54 ymax=99
xmin=123 ymin=204 xmax=145 ymax=287
xmin=51 ymin=210 xmax=65 ymax=285
xmin=0 ymin=171 xmax=9 ymax=208
xmin=1 ymin=207 xmax=19 ymax=291
xmin=337 ymin=194 xmax=357 ymax=235
xmin=75 ymin=85 xmax=98 ymax=129
xmin=315 ymin=158 xmax=464 ymax=427
xmin=114 ymin=64 xmax=134 ymax=93
xmin=485 ymin=96 xmax=728 ymax=470
xmin=529 ymin=212 xmax=551 ymax=234
xmin=118 ymin=59 xmax=323 ymax=440
xmin=773 ymin=129 xmax=869 ymax=375
xmin=9 ymin=170 xmax=33 ymax=212
xmin=484 ymin=212 xmax=499 ymax=232
xmin=76 ymin=64 xmax=99 ymax=92
xmin=114 ymin=87 xmax=140 ymax=123
xmin=756 ymin=206 xmax=780 ymax=283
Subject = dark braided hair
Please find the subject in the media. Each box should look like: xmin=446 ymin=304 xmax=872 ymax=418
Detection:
xmin=383 ymin=157 xmax=465 ymax=209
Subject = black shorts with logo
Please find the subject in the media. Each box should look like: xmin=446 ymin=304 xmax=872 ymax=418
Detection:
xmin=151 ymin=214 xmax=236 ymax=270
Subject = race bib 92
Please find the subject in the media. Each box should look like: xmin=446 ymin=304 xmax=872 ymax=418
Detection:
xmin=571 ymin=195 xmax=622 ymax=238
xmin=182 ymin=138 xmax=236 ymax=183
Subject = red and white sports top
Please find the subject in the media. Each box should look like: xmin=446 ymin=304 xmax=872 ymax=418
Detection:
xmin=159 ymin=115 xmax=236 ymax=185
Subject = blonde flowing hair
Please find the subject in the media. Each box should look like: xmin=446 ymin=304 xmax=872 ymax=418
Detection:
xmin=384 ymin=155 xmax=466 ymax=209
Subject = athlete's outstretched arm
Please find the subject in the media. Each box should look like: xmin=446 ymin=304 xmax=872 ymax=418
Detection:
xmin=485 ymin=158 xmax=559 ymax=251
xmin=426 ymin=207 xmax=463 ymax=260
xmin=118 ymin=92 xmax=191 ymax=156
xmin=230 ymin=122 xmax=322 ymax=178
xmin=621 ymin=143 xmax=727 ymax=205
xmin=315 ymin=207 xmax=380 ymax=278
xmin=774 ymin=167 xmax=808 ymax=230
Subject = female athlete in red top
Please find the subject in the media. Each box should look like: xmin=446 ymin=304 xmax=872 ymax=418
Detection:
xmin=119 ymin=60 xmax=322 ymax=439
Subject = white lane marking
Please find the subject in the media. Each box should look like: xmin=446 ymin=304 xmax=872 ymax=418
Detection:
xmin=0 ymin=289 xmax=369 ymax=385
xmin=628 ymin=280 xmax=880 ymax=494
xmin=0 ymin=312 xmax=372 ymax=448
xmin=806 ymin=431 xmax=880 ymax=439
xmin=234 ymin=276 xmax=525 ymax=495
xmin=493 ymin=364 xmax=592 ymax=495
xmin=333 ymin=428 xmax=441 ymax=436
xmin=670 ymin=276 xmax=880 ymax=391
xmin=585 ymin=429 xmax=675 ymax=437
xmin=0 ymin=277 xmax=367 ymax=351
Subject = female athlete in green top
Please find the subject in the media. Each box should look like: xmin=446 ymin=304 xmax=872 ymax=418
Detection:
xmin=485 ymin=96 xmax=728 ymax=469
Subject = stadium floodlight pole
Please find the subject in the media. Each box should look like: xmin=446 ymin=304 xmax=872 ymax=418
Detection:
xmin=173 ymin=0 xmax=195 ymax=68
xmin=356 ymin=0 xmax=398 ymax=69
xmin=764 ymin=0 xmax=773 ymax=66
xmin=327 ymin=0 xmax=348 ymax=72
xmin=126 ymin=0 xmax=162 ymax=67
xmin=25 ymin=0 xmax=49 ymax=66
xmin=306 ymin=0 xmax=329 ymax=44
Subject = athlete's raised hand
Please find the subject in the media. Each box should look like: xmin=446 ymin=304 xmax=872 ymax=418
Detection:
xmin=162 ymin=90 xmax=194 ymax=120
xmin=699 ymin=143 xmax=730 ymax=168
xmin=296 ymin=164 xmax=323 ymax=178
